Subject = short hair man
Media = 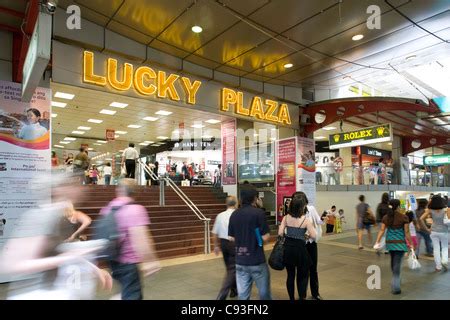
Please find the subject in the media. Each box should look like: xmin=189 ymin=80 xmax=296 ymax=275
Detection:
xmin=212 ymin=196 xmax=238 ymax=300
xmin=228 ymin=186 xmax=271 ymax=300
xmin=121 ymin=143 xmax=139 ymax=179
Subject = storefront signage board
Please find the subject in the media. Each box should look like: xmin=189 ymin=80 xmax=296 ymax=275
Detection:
xmin=423 ymin=154 xmax=450 ymax=166
xmin=329 ymin=124 xmax=392 ymax=150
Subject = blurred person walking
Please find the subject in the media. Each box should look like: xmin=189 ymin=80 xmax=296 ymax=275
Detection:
xmin=98 ymin=178 xmax=160 ymax=300
xmin=415 ymin=199 xmax=433 ymax=258
xmin=51 ymin=151 xmax=59 ymax=168
xmin=228 ymin=186 xmax=271 ymax=300
xmin=212 ymin=196 xmax=238 ymax=300
xmin=103 ymin=163 xmax=112 ymax=186
xmin=121 ymin=143 xmax=139 ymax=179
xmin=374 ymin=199 xmax=413 ymax=295
xmin=356 ymin=195 xmax=376 ymax=249
xmin=420 ymin=195 xmax=450 ymax=272
xmin=375 ymin=193 xmax=390 ymax=254
xmin=73 ymin=148 xmax=90 ymax=184
xmin=279 ymin=196 xmax=316 ymax=301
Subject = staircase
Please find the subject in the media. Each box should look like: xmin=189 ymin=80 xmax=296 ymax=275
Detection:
xmin=74 ymin=185 xmax=227 ymax=259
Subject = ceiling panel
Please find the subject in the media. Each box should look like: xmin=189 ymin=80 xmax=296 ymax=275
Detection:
xmin=217 ymin=0 xmax=271 ymax=16
xmin=70 ymin=0 xmax=124 ymax=18
xmin=57 ymin=0 xmax=111 ymax=26
xmin=107 ymin=20 xmax=153 ymax=44
xmin=149 ymin=39 xmax=191 ymax=58
xmin=185 ymin=54 xmax=222 ymax=69
xmin=215 ymin=65 xmax=249 ymax=77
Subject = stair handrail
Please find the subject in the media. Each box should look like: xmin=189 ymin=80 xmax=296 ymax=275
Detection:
xmin=138 ymin=160 xmax=211 ymax=254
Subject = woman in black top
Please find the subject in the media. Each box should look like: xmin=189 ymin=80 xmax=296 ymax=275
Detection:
xmin=278 ymin=197 xmax=316 ymax=301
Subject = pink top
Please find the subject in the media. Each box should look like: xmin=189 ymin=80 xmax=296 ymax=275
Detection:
xmin=99 ymin=196 xmax=150 ymax=264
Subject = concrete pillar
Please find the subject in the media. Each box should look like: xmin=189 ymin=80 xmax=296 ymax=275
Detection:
xmin=339 ymin=147 xmax=352 ymax=185
xmin=391 ymin=135 xmax=403 ymax=185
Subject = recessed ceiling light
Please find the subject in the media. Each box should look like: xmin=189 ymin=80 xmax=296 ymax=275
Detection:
xmin=405 ymin=55 xmax=416 ymax=61
xmin=88 ymin=119 xmax=103 ymax=123
xmin=96 ymin=140 xmax=107 ymax=144
xmin=322 ymin=127 xmax=336 ymax=131
xmin=315 ymin=136 xmax=327 ymax=140
xmin=59 ymin=141 xmax=70 ymax=144
xmin=54 ymin=145 xmax=64 ymax=148
xmin=191 ymin=124 xmax=205 ymax=129
xmin=115 ymin=131 xmax=127 ymax=135
xmin=127 ymin=124 xmax=142 ymax=128
xmin=78 ymin=126 xmax=91 ymax=130
xmin=72 ymin=131 xmax=85 ymax=134
xmin=283 ymin=63 xmax=293 ymax=68
xmin=155 ymin=110 xmax=172 ymax=116
xmin=143 ymin=116 xmax=159 ymax=121
xmin=109 ymin=102 xmax=128 ymax=108
xmin=51 ymin=101 xmax=67 ymax=108
xmin=54 ymin=92 xmax=75 ymax=100
xmin=157 ymin=136 xmax=168 ymax=140
xmin=93 ymin=143 xmax=102 ymax=146
xmin=64 ymin=137 xmax=76 ymax=141
xmin=100 ymin=109 xmax=117 ymax=115
xmin=191 ymin=25 xmax=203 ymax=33
xmin=51 ymin=113 xmax=57 ymax=118
xmin=205 ymin=119 xmax=221 ymax=124
xmin=352 ymin=34 xmax=364 ymax=41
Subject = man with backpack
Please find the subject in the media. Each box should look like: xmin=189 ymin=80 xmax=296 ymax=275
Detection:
xmin=97 ymin=178 xmax=160 ymax=300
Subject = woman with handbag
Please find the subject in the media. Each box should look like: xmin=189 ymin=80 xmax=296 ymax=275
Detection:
xmin=278 ymin=197 xmax=316 ymax=301
xmin=420 ymin=195 xmax=450 ymax=272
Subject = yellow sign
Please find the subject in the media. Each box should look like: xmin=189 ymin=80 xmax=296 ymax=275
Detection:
xmin=83 ymin=51 xmax=202 ymax=105
xmin=220 ymin=88 xmax=291 ymax=125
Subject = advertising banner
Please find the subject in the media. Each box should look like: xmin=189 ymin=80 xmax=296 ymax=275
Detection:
xmin=276 ymin=138 xmax=297 ymax=223
xmin=296 ymin=137 xmax=316 ymax=205
xmin=329 ymin=123 xmax=392 ymax=149
xmin=221 ymin=119 xmax=236 ymax=185
xmin=0 ymin=80 xmax=51 ymax=244
xmin=400 ymin=157 xmax=411 ymax=185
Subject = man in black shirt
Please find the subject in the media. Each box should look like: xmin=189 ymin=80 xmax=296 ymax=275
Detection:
xmin=228 ymin=186 xmax=272 ymax=300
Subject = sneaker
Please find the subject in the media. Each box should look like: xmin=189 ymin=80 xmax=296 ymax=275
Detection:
xmin=391 ymin=290 xmax=402 ymax=295
xmin=312 ymin=295 xmax=323 ymax=300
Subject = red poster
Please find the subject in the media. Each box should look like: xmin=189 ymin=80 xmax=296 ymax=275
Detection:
xmin=276 ymin=138 xmax=297 ymax=223
xmin=106 ymin=129 xmax=115 ymax=141
xmin=221 ymin=119 xmax=236 ymax=185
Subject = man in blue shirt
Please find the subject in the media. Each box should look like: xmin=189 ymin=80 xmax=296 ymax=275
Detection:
xmin=228 ymin=186 xmax=272 ymax=300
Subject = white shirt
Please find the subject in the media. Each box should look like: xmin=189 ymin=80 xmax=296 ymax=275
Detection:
xmin=306 ymin=205 xmax=323 ymax=243
xmin=122 ymin=147 xmax=139 ymax=160
xmin=409 ymin=222 xmax=416 ymax=237
xmin=103 ymin=167 xmax=112 ymax=175
xmin=17 ymin=123 xmax=47 ymax=140
xmin=212 ymin=208 xmax=235 ymax=240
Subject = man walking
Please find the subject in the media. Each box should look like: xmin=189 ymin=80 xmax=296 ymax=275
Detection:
xmin=228 ymin=186 xmax=272 ymax=300
xmin=99 ymin=179 xmax=160 ymax=299
xmin=121 ymin=143 xmax=139 ymax=179
xmin=212 ymin=196 xmax=238 ymax=300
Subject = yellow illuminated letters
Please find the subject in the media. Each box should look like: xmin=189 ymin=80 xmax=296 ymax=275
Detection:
xmin=265 ymin=100 xmax=279 ymax=122
xmin=236 ymin=92 xmax=249 ymax=116
xmin=181 ymin=77 xmax=202 ymax=105
xmin=249 ymin=97 xmax=265 ymax=120
xmin=133 ymin=66 xmax=156 ymax=96
xmin=83 ymin=51 xmax=106 ymax=85
xmin=107 ymin=58 xmax=133 ymax=91
xmin=157 ymin=71 xmax=180 ymax=101
xmin=277 ymin=104 xmax=291 ymax=125
xmin=221 ymin=88 xmax=237 ymax=111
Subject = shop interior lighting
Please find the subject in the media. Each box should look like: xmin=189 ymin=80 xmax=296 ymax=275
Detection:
xmin=55 ymin=92 xmax=75 ymax=100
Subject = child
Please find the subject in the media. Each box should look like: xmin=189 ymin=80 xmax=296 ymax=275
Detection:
xmin=338 ymin=209 xmax=346 ymax=224
xmin=89 ymin=165 xmax=99 ymax=185
xmin=406 ymin=211 xmax=418 ymax=252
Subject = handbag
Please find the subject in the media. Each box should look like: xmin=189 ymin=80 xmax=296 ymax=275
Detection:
xmin=268 ymin=236 xmax=285 ymax=271
xmin=407 ymin=249 xmax=421 ymax=270
xmin=363 ymin=206 xmax=375 ymax=225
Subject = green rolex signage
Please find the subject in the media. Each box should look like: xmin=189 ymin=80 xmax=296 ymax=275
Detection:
xmin=424 ymin=154 xmax=450 ymax=166
xmin=329 ymin=123 xmax=392 ymax=150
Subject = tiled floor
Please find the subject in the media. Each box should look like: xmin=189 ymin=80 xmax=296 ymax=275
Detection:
xmin=2 ymin=231 xmax=450 ymax=300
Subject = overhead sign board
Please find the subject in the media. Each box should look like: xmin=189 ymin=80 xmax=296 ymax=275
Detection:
xmin=329 ymin=123 xmax=392 ymax=150
xmin=423 ymin=154 xmax=450 ymax=166
xmin=22 ymin=12 xmax=52 ymax=102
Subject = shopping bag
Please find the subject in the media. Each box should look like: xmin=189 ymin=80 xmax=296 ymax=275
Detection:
xmin=408 ymin=249 xmax=421 ymax=270
xmin=268 ymin=236 xmax=285 ymax=271
xmin=120 ymin=165 xmax=127 ymax=177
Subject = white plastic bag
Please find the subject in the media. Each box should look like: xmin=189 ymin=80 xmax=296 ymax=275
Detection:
xmin=120 ymin=165 xmax=127 ymax=177
xmin=408 ymin=249 xmax=421 ymax=270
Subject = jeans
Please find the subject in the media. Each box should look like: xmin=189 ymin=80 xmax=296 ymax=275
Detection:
xmin=390 ymin=251 xmax=404 ymax=293
xmin=110 ymin=261 xmax=143 ymax=300
xmin=416 ymin=230 xmax=433 ymax=256
xmin=430 ymin=232 xmax=449 ymax=270
xmin=236 ymin=263 xmax=272 ymax=300
xmin=217 ymin=239 xmax=237 ymax=300
xmin=104 ymin=175 xmax=111 ymax=185
xmin=306 ymin=242 xmax=319 ymax=297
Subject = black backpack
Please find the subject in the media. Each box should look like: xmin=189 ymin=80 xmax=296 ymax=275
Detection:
xmin=93 ymin=202 xmax=133 ymax=262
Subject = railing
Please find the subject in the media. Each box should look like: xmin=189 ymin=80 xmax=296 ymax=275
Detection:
xmin=138 ymin=159 xmax=211 ymax=254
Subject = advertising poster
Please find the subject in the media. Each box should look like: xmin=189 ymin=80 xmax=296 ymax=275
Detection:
xmin=296 ymin=137 xmax=316 ymax=205
xmin=400 ymin=157 xmax=410 ymax=185
xmin=221 ymin=119 xmax=236 ymax=185
xmin=276 ymin=138 xmax=297 ymax=223
xmin=0 ymin=80 xmax=51 ymax=245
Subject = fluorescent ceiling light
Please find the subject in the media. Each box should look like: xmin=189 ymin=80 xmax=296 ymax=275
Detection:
xmin=191 ymin=124 xmax=205 ymax=129
xmin=202 ymin=135 xmax=213 ymax=139
xmin=64 ymin=137 xmax=76 ymax=141
xmin=157 ymin=136 xmax=168 ymax=140
xmin=87 ymin=148 xmax=94 ymax=151
xmin=114 ymin=135 xmax=120 ymax=138
xmin=155 ymin=110 xmax=172 ymax=116
xmin=191 ymin=25 xmax=203 ymax=33
xmin=71 ymin=131 xmax=85 ymax=134
xmin=96 ymin=140 xmax=107 ymax=144
xmin=322 ymin=127 xmax=336 ymax=131
xmin=88 ymin=119 xmax=103 ymax=123
xmin=315 ymin=136 xmax=327 ymax=140
xmin=115 ymin=131 xmax=127 ymax=135
xmin=100 ymin=109 xmax=117 ymax=115
xmin=51 ymin=101 xmax=67 ymax=108
xmin=139 ymin=142 xmax=150 ymax=146
xmin=143 ymin=116 xmax=159 ymax=121
xmin=157 ymin=142 xmax=165 ymax=145
xmin=54 ymin=92 xmax=75 ymax=100
xmin=144 ymin=141 xmax=154 ymax=144
xmin=352 ymin=34 xmax=364 ymax=41
xmin=127 ymin=124 xmax=142 ymax=128
xmin=59 ymin=141 xmax=70 ymax=144
xmin=405 ymin=60 xmax=450 ymax=96
xmin=388 ymin=142 xmax=392 ymax=145
xmin=110 ymin=102 xmax=128 ymax=108
xmin=78 ymin=126 xmax=91 ymax=130
xmin=54 ymin=145 xmax=64 ymax=148
xmin=51 ymin=113 xmax=57 ymax=118
xmin=93 ymin=143 xmax=102 ymax=146
xmin=205 ymin=119 xmax=221 ymax=124
xmin=254 ymin=133 xmax=259 ymax=137
xmin=283 ymin=63 xmax=293 ymax=69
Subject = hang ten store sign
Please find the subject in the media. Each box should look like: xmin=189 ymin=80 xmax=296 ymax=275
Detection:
xmin=82 ymin=51 xmax=291 ymax=125
xmin=329 ymin=124 xmax=392 ymax=150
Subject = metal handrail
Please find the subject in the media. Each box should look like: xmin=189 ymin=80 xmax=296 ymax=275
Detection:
xmin=138 ymin=160 xmax=211 ymax=254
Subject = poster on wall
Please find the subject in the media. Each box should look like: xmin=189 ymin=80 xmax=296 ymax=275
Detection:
xmin=296 ymin=137 xmax=316 ymax=205
xmin=0 ymin=80 xmax=51 ymax=245
xmin=400 ymin=157 xmax=410 ymax=185
xmin=276 ymin=138 xmax=297 ymax=223
xmin=222 ymin=119 xmax=236 ymax=185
